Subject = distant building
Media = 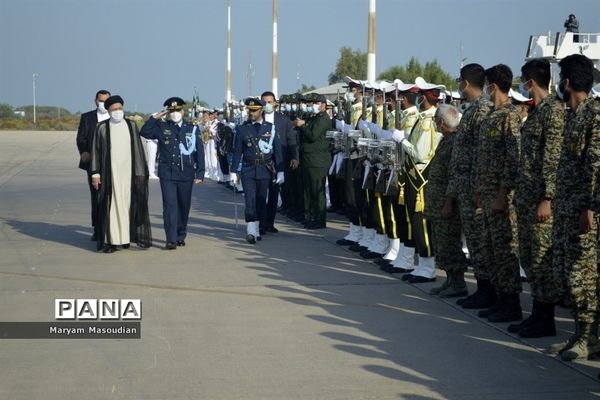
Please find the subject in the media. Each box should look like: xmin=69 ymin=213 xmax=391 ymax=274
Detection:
xmin=13 ymin=110 xmax=25 ymax=118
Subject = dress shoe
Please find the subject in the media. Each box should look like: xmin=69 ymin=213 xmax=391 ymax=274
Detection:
xmin=266 ymin=226 xmax=279 ymax=233
xmin=246 ymin=234 xmax=256 ymax=244
xmin=177 ymin=240 xmax=186 ymax=247
xmin=401 ymin=273 xmax=415 ymax=281
xmin=305 ymin=221 xmax=326 ymax=229
xmin=375 ymin=259 xmax=391 ymax=267
xmin=388 ymin=267 xmax=414 ymax=274
xmin=137 ymin=242 xmax=150 ymax=249
xmin=336 ymin=238 xmax=355 ymax=246
xmin=165 ymin=242 xmax=177 ymax=250
xmin=407 ymin=275 xmax=436 ymax=284
xmin=101 ymin=245 xmax=117 ymax=253
xmin=121 ymin=244 xmax=130 ymax=249
xmin=349 ymin=243 xmax=367 ymax=252
xmin=359 ymin=250 xmax=381 ymax=259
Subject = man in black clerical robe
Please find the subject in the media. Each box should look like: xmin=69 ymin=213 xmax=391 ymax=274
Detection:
xmin=90 ymin=95 xmax=152 ymax=252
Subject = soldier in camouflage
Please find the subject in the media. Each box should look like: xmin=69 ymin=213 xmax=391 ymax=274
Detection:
xmin=448 ymin=64 xmax=494 ymax=309
xmin=424 ymin=104 xmax=468 ymax=297
xmin=549 ymin=54 xmax=600 ymax=361
xmin=474 ymin=64 xmax=523 ymax=323
xmin=511 ymin=58 xmax=564 ymax=338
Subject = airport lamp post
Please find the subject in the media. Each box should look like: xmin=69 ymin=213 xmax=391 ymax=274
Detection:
xmin=32 ymin=73 xmax=39 ymax=124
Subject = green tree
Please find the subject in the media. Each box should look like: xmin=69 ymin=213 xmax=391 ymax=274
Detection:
xmin=300 ymin=83 xmax=316 ymax=93
xmin=0 ymin=103 xmax=14 ymax=119
xmin=328 ymin=47 xmax=367 ymax=84
xmin=378 ymin=57 xmax=456 ymax=89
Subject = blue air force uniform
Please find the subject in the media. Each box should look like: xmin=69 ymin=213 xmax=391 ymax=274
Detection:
xmin=231 ymin=98 xmax=284 ymax=243
xmin=140 ymin=97 xmax=205 ymax=248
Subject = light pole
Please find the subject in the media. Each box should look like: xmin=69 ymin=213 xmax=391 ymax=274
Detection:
xmin=32 ymin=73 xmax=39 ymax=124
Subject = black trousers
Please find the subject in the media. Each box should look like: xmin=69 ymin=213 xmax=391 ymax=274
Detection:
xmin=218 ymin=152 xmax=229 ymax=176
xmin=405 ymin=183 xmax=433 ymax=258
xmin=86 ymin=172 xmax=98 ymax=233
xmin=343 ymin=159 xmax=359 ymax=225
xmin=263 ymin=180 xmax=279 ymax=229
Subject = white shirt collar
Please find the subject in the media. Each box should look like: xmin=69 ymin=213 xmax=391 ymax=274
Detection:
xmin=97 ymin=109 xmax=110 ymax=122
xmin=264 ymin=112 xmax=274 ymax=123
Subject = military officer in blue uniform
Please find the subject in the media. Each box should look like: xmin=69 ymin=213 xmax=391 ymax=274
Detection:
xmin=230 ymin=98 xmax=284 ymax=244
xmin=140 ymin=97 xmax=205 ymax=249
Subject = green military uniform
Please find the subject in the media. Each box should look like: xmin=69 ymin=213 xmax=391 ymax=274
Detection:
xmin=515 ymin=96 xmax=564 ymax=303
xmin=425 ymin=131 xmax=467 ymax=277
xmin=552 ymin=95 xmax=600 ymax=358
xmin=474 ymin=100 xmax=522 ymax=317
xmin=299 ymin=109 xmax=332 ymax=226
xmin=447 ymin=95 xmax=491 ymax=281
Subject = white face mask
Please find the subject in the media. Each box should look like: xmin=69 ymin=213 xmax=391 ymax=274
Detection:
xmin=110 ymin=110 xmax=124 ymax=123
xmin=264 ymin=103 xmax=274 ymax=114
xmin=97 ymin=102 xmax=108 ymax=114
xmin=170 ymin=111 xmax=183 ymax=123
xmin=313 ymin=104 xmax=321 ymax=113
xmin=300 ymin=104 xmax=308 ymax=113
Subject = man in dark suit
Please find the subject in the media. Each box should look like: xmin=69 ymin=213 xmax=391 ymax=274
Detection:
xmin=76 ymin=89 xmax=111 ymax=240
xmin=260 ymin=91 xmax=298 ymax=234
xmin=230 ymin=98 xmax=284 ymax=244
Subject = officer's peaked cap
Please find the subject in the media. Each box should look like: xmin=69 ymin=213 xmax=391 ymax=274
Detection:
xmin=245 ymin=97 xmax=265 ymax=110
xmin=163 ymin=97 xmax=186 ymax=110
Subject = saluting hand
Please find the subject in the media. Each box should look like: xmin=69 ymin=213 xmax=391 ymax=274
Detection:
xmin=154 ymin=110 xmax=169 ymax=120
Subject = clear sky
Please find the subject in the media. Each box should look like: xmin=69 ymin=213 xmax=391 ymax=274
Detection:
xmin=0 ymin=0 xmax=597 ymax=113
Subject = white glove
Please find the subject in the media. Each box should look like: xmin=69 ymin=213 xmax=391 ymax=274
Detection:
xmin=230 ymin=172 xmax=239 ymax=185
xmin=392 ymin=129 xmax=405 ymax=143
xmin=275 ymin=171 xmax=285 ymax=185
xmin=335 ymin=119 xmax=345 ymax=131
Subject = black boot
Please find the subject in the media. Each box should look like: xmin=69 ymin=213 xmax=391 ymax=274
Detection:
xmin=519 ymin=302 xmax=556 ymax=338
xmin=508 ymin=300 xmax=541 ymax=333
xmin=478 ymin=291 xmax=504 ymax=318
xmin=488 ymin=292 xmax=522 ymax=323
xmin=461 ymin=280 xmax=497 ymax=309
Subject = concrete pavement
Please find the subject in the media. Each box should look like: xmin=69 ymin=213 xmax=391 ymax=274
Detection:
xmin=0 ymin=131 xmax=598 ymax=400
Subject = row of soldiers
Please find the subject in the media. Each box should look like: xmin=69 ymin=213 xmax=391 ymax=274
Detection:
xmin=317 ymin=54 xmax=600 ymax=362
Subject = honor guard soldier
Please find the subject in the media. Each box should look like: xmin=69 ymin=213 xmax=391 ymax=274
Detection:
xmin=140 ymin=97 xmax=205 ymax=250
xmin=230 ymin=98 xmax=284 ymax=244
xmin=397 ymin=77 xmax=444 ymax=284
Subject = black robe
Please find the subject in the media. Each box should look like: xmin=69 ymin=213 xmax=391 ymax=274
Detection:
xmin=90 ymin=119 xmax=152 ymax=250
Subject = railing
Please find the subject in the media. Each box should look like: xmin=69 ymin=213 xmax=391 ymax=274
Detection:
xmin=526 ymin=32 xmax=600 ymax=61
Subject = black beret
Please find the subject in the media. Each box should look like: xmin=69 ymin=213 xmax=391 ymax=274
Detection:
xmin=104 ymin=95 xmax=124 ymax=110
xmin=163 ymin=97 xmax=186 ymax=110
xmin=244 ymin=97 xmax=265 ymax=109
xmin=314 ymin=94 xmax=327 ymax=103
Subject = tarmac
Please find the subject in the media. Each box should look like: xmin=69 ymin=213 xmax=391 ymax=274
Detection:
xmin=0 ymin=130 xmax=599 ymax=400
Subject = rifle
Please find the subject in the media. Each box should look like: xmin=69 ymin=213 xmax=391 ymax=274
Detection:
xmin=395 ymin=82 xmax=402 ymax=130
xmin=370 ymin=88 xmax=377 ymax=124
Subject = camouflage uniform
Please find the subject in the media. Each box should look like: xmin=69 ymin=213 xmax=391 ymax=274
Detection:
xmin=553 ymin=96 xmax=600 ymax=324
xmin=425 ymin=132 xmax=467 ymax=273
xmin=447 ymin=95 xmax=491 ymax=279
xmin=474 ymin=101 xmax=522 ymax=295
xmin=515 ymin=96 xmax=564 ymax=304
